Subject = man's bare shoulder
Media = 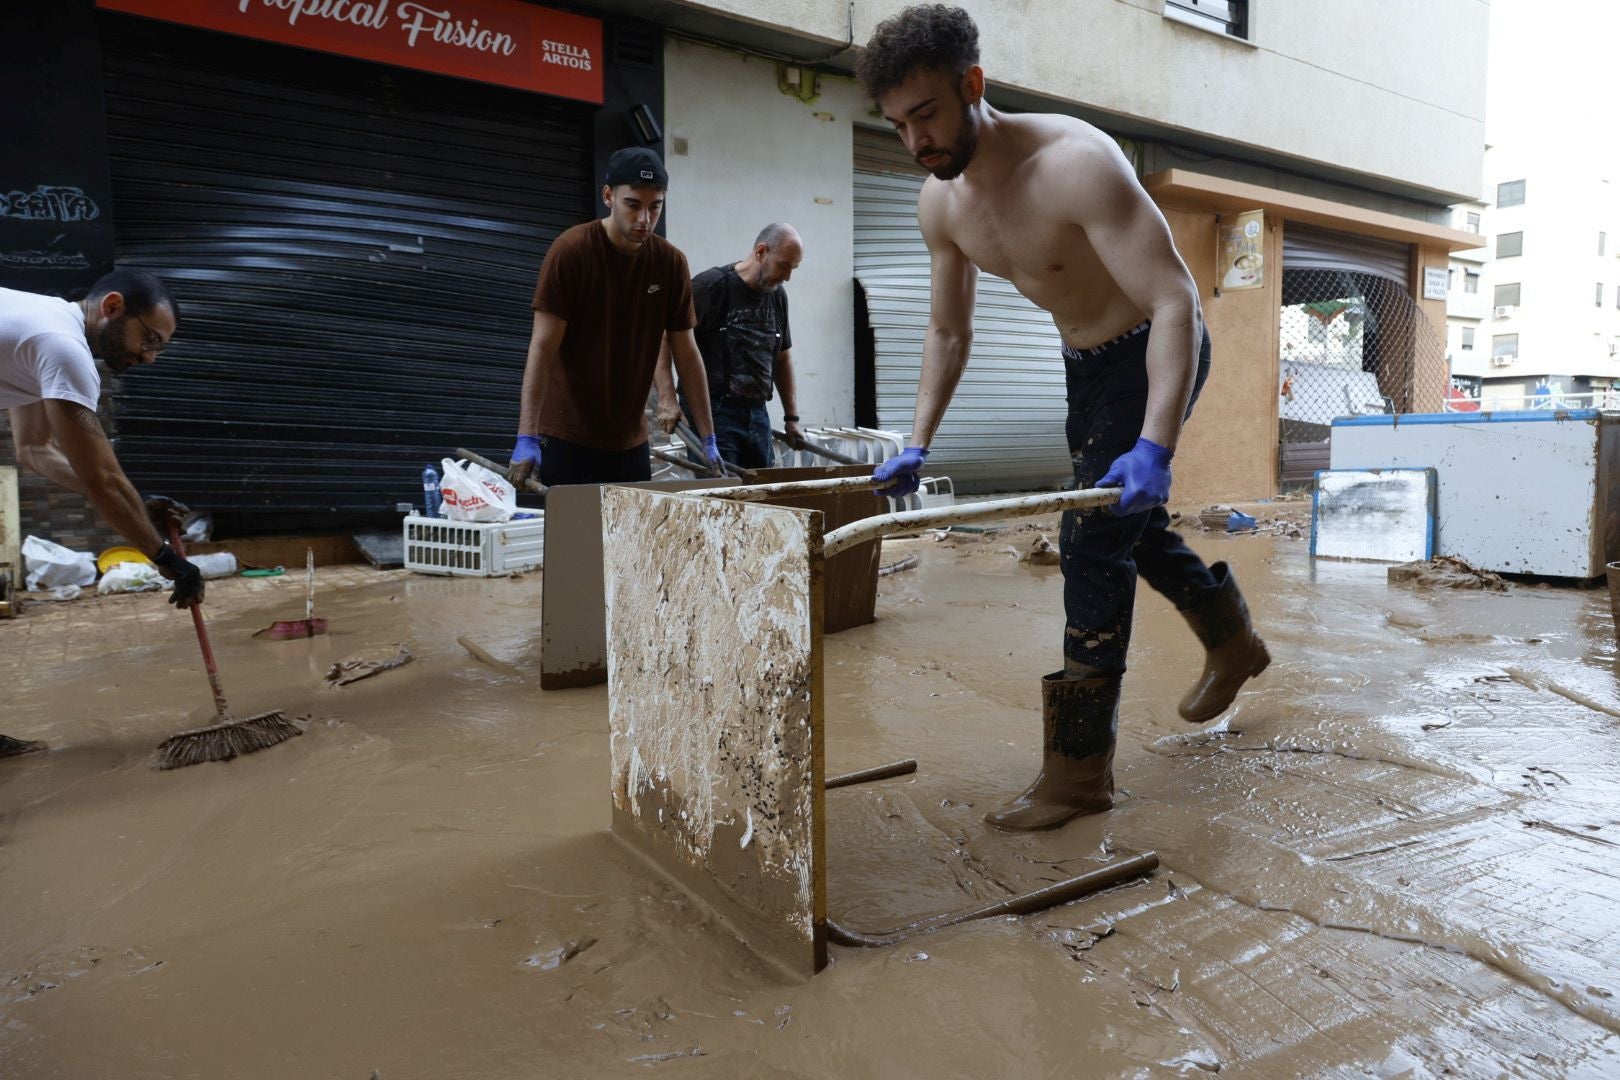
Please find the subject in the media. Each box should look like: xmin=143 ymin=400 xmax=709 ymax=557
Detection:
xmin=1014 ymin=114 xmax=1143 ymax=221
xmin=917 ymin=176 xmax=955 ymax=241
xmin=1019 ymin=113 xmax=1132 ymax=179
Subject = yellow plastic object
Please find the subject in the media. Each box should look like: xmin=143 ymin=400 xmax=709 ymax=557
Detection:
xmin=97 ymin=545 xmax=153 ymax=574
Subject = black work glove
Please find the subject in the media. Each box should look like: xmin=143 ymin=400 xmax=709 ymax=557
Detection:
xmin=150 ymin=542 xmax=205 ymax=609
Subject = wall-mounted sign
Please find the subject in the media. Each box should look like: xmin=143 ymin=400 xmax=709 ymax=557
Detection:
xmin=97 ymin=0 xmax=603 ymax=104
xmin=1423 ymin=266 xmax=1449 ymax=301
xmin=1218 ymin=209 xmax=1264 ymax=292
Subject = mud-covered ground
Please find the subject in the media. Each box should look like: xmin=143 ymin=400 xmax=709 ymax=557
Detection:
xmin=3 ymin=516 xmax=1618 ymax=1078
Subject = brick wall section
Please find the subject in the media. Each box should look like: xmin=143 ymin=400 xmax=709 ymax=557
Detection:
xmin=0 ymin=399 xmax=125 ymax=559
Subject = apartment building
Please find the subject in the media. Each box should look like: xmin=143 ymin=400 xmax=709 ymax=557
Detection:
xmin=1468 ymin=149 xmax=1620 ymax=409
xmin=1444 ymin=197 xmax=1489 ymax=403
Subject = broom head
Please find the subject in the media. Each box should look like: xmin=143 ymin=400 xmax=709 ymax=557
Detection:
xmin=154 ymin=711 xmax=302 ymax=770
xmin=0 ymin=734 xmax=47 ymax=759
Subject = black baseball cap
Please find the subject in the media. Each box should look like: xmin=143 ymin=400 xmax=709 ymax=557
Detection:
xmin=604 ymin=147 xmax=668 ymax=190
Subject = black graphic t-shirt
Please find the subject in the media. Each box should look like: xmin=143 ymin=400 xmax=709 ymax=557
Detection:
xmin=691 ymin=265 xmax=792 ymax=406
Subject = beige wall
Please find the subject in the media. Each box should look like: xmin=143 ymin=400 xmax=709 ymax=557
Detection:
xmin=0 ymin=465 xmax=18 ymax=582
xmin=1413 ymin=241 xmax=1452 ymax=412
xmin=662 ymin=40 xmax=866 ymax=429
xmin=1163 ymin=207 xmax=1280 ymax=504
xmin=669 ymin=0 xmax=1488 ymax=201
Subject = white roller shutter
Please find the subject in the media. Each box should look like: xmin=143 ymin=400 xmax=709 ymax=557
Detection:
xmin=853 ymin=128 xmax=1070 ymax=493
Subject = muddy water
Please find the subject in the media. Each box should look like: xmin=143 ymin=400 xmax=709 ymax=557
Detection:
xmin=4 ymin=528 xmax=1620 ymax=1077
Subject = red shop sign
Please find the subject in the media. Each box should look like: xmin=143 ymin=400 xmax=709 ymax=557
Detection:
xmin=97 ymin=0 xmax=604 ymax=104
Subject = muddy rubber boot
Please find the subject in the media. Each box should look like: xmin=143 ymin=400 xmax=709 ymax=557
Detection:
xmin=985 ymin=670 xmax=1119 ymax=831
xmin=1177 ymin=561 xmax=1271 ymax=723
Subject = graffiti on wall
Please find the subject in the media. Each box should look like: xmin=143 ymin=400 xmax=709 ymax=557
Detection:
xmin=0 ymin=186 xmax=102 ymax=223
xmin=0 ymin=249 xmax=90 ymax=269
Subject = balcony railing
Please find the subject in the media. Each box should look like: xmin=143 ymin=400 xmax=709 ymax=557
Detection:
xmin=1445 ymin=390 xmax=1620 ymax=413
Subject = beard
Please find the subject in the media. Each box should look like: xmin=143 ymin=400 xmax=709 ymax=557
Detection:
xmin=93 ymin=317 xmax=138 ymax=374
xmin=918 ymin=104 xmax=979 ymax=180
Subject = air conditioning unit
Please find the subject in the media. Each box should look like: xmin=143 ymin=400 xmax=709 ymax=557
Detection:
xmin=1490 ymin=354 xmax=1517 ymax=367
xmin=1494 ymin=305 xmax=1518 ymax=318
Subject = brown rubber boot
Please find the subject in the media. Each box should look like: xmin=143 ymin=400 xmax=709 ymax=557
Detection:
xmin=985 ymin=670 xmax=1119 ymax=831
xmin=1177 ymin=561 xmax=1270 ymax=723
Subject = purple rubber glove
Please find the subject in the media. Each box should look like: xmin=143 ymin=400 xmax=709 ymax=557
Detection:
xmin=513 ymin=434 xmax=542 ymax=465
xmin=1097 ymin=437 xmax=1173 ymax=517
xmin=873 ymin=446 xmax=928 ymax=498
xmin=702 ymin=434 xmax=722 ymax=470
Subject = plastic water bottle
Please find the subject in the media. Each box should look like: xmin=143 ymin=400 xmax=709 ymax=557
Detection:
xmin=422 ymin=465 xmax=442 ymax=518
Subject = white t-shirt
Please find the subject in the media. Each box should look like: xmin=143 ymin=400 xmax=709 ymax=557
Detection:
xmin=0 ymin=286 xmax=101 ymax=411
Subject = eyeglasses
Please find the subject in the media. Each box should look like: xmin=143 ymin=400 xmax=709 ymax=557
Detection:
xmin=131 ymin=311 xmax=169 ymax=356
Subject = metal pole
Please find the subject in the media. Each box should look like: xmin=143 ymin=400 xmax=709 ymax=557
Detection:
xmin=692 ymin=475 xmax=881 ymax=502
xmin=825 ymin=758 xmax=918 ymax=789
xmin=673 ymin=421 xmax=752 ymax=480
xmin=823 ymin=488 xmax=1121 ymax=558
xmin=454 ymin=447 xmax=546 ymax=495
xmin=772 ymin=429 xmax=862 ymax=466
xmin=826 ymin=851 xmax=1159 ymax=947
xmin=651 ymin=445 xmax=753 ymax=479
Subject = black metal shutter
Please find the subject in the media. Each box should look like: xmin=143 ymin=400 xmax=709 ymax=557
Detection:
xmin=97 ymin=12 xmax=593 ymax=526
xmin=1283 ymin=223 xmax=1411 ymax=287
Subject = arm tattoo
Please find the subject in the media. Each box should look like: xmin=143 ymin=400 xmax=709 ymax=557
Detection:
xmin=61 ymin=402 xmax=108 ymax=440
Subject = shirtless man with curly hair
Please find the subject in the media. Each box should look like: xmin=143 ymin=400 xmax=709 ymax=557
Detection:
xmin=858 ymin=4 xmax=1270 ymax=829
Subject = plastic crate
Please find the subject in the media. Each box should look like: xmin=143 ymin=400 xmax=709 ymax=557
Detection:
xmin=403 ymin=514 xmax=544 ymax=577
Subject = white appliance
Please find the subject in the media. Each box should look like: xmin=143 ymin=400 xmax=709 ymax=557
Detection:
xmin=1329 ymin=409 xmax=1620 ymax=578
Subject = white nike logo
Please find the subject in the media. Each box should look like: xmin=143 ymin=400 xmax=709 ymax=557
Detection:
xmin=647 ymin=284 xmax=662 ymax=294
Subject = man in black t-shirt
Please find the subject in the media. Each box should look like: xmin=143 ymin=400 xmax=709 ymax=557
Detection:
xmin=654 ymin=223 xmax=805 ymax=469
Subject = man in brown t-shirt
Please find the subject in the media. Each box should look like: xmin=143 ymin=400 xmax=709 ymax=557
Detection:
xmin=509 ymin=147 xmax=720 ymax=487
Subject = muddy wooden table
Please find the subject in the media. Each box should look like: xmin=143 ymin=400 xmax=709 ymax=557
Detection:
xmin=602 ymin=478 xmax=1155 ymax=977
xmin=541 ymin=468 xmax=887 ymax=690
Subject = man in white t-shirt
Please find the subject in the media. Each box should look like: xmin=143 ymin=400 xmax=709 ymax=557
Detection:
xmin=1 ymin=269 xmax=204 ymax=616
xmin=2 ymin=269 xmax=209 ymax=759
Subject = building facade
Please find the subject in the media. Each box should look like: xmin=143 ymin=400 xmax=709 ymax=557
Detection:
xmin=1 ymin=0 xmax=1489 ymax=549
xmin=1444 ymin=196 xmax=1489 ymax=403
xmin=1462 ymin=148 xmax=1620 ymax=410
xmin=660 ymin=0 xmax=1486 ymax=495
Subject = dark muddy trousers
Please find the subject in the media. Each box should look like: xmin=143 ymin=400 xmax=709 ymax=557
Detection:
xmin=1060 ymin=322 xmax=1217 ymax=674
xmin=538 ymin=435 xmax=652 ymax=487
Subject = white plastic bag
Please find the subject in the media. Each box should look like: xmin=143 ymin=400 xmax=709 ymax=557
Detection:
xmin=98 ymin=561 xmax=169 ymax=595
xmin=439 ymin=457 xmax=516 ymax=522
xmin=22 ymin=535 xmax=98 ymax=591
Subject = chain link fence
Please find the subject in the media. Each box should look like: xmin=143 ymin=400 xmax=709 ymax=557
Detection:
xmin=1278 ymin=268 xmax=1447 ymax=483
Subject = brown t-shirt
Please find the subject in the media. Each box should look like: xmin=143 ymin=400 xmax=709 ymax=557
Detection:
xmin=531 ymin=221 xmax=697 ymax=450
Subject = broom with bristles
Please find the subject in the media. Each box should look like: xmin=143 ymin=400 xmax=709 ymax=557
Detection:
xmin=154 ymin=523 xmax=302 ymax=770
xmin=0 ymin=734 xmax=47 ymax=759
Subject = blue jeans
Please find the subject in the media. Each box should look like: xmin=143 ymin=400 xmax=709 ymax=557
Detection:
xmin=682 ymin=395 xmax=773 ymax=470
xmin=1059 ymin=324 xmax=1216 ymax=674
